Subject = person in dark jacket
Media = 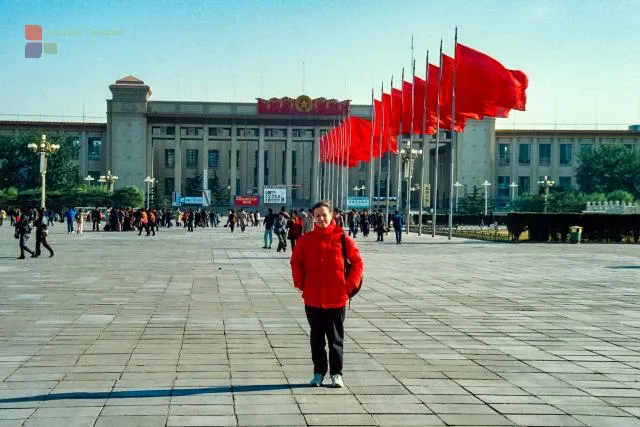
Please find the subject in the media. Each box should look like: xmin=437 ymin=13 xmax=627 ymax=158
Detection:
xmin=262 ymin=208 xmax=276 ymax=249
xmin=392 ymin=210 xmax=404 ymax=244
xmin=32 ymin=209 xmax=54 ymax=258
xmin=273 ymin=211 xmax=288 ymax=252
xmin=291 ymin=200 xmax=364 ymax=388
xmin=15 ymin=213 xmax=34 ymax=259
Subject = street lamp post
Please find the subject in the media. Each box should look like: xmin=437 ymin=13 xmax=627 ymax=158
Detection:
xmin=509 ymin=182 xmax=518 ymax=200
xmin=352 ymin=185 xmax=366 ymax=197
xmin=99 ymin=170 xmax=119 ymax=195
xmin=481 ymin=180 xmax=492 ymax=216
xmin=144 ymin=176 xmax=156 ymax=210
xmin=537 ymin=176 xmax=555 ymax=213
xmin=84 ymin=175 xmax=95 ymax=187
xmin=454 ymin=181 xmax=463 ymax=212
xmin=27 ymin=134 xmax=60 ymax=209
xmin=399 ymin=142 xmax=423 ymax=234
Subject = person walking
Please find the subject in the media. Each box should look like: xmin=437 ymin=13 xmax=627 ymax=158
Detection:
xmin=228 ymin=209 xmax=237 ymax=233
xmin=347 ymin=209 xmax=359 ymax=238
xmin=392 ymin=210 xmax=404 ymax=244
xmin=187 ymin=209 xmax=194 ymax=232
xmin=360 ymin=210 xmax=370 ymax=238
xmin=91 ymin=207 xmax=101 ymax=231
xmin=238 ymin=208 xmax=248 ymax=232
xmin=302 ymin=208 xmax=315 ymax=235
xmin=287 ymin=210 xmax=303 ymax=251
xmin=290 ymin=200 xmax=364 ymax=388
xmin=65 ymin=207 xmax=76 ymax=234
xmin=263 ymin=208 xmax=275 ymax=249
xmin=32 ymin=209 xmax=54 ymax=258
xmin=15 ymin=213 xmax=35 ymax=259
xmin=375 ymin=210 xmax=386 ymax=242
xmin=274 ymin=211 xmax=288 ymax=252
xmin=75 ymin=208 xmax=85 ymax=235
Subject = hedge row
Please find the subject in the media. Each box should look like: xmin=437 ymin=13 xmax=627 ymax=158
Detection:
xmin=506 ymin=213 xmax=640 ymax=243
xmin=409 ymin=213 xmax=506 ymax=226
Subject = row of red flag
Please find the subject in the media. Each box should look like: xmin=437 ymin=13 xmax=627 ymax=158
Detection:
xmin=320 ymin=43 xmax=529 ymax=166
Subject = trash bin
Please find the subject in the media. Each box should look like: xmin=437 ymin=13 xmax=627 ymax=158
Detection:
xmin=570 ymin=226 xmax=582 ymax=243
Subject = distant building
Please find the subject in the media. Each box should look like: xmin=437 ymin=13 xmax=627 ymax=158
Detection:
xmin=1 ymin=75 xmax=639 ymax=210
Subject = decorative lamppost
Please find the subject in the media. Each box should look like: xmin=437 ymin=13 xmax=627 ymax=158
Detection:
xmin=481 ymin=180 xmax=492 ymax=216
xmin=100 ymin=170 xmax=118 ymax=194
xmin=400 ymin=142 xmax=423 ymax=234
xmin=27 ymin=134 xmax=60 ymax=209
xmin=84 ymin=175 xmax=95 ymax=187
xmin=453 ymin=181 xmax=463 ymax=212
xmin=509 ymin=182 xmax=518 ymax=200
xmin=537 ymin=176 xmax=555 ymax=213
xmin=144 ymin=176 xmax=157 ymax=209
xmin=352 ymin=185 xmax=366 ymax=197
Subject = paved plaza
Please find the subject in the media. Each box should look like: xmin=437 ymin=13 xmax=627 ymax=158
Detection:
xmin=0 ymin=223 xmax=639 ymax=427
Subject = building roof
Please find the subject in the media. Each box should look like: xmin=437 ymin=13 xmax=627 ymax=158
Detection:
xmin=0 ymin=120 xmax=106 ymax=132
xmin=495 ymin=129 xmax=640 ymax=138
xmin=115 ymin=75 xmax=145 ymax=85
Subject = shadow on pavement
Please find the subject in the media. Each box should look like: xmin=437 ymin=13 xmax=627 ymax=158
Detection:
xmin=608 ymin=265 xmax=640 ymax=269
xmin=0 ymin=383 xmax=308 ymax=404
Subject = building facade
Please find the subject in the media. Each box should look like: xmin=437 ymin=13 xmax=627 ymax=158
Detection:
xmin=1 ymin=75 xmax=639 ymax=211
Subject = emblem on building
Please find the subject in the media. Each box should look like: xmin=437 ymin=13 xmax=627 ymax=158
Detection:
xmin=295 ymin=95 xmax=313 ymax=113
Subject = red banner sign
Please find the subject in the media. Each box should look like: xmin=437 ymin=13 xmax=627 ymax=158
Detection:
xmin=257 ymin=95 xmax=350 ymax=115
xmin=234 ymin=196 xmax=259 ymax=207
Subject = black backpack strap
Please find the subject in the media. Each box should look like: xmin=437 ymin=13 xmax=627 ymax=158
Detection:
xmin=341 ymin=234 xmax=351 ymax=310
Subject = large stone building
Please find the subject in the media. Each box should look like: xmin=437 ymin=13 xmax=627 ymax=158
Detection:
xmin=1 ymin=75 xmax=639 ymax=211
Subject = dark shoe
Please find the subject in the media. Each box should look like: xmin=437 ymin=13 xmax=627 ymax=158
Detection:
xmin=17 ymin=256 xmax=25 ymax=259
xmin=49 ymin=253 xmax=55 ymax=258
xmin=262 ymin=246 xmax=268 ymax=249
xmin=31 ymin=254 xmax=39 ymax=258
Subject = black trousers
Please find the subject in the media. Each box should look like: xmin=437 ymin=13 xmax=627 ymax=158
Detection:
xmin=35 ymin=235 xmax=53 ymax=256
xmin=19 ymin=235 xmax=34 ymax=257
xmin=305 ymin=305 xmax=346 ymax=376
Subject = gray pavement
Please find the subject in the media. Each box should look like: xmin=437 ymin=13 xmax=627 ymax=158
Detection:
xmin=0 ymin=222 xmax=639 ymax=426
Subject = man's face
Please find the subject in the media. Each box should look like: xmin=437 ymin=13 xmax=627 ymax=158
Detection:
xmin=313 ymin=206 xmax=332 ymax=228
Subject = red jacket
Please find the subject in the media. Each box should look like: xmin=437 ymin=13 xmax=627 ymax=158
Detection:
xmin=287 ymin=217 xmax=303 ymax=240
xmin=290 ymin=221 xmax=364 ymax=308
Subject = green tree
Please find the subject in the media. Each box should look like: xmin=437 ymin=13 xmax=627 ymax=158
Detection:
xmin=110 ymin=186 xmax=144 ymax=208
xmin=606 ymin=190 xmax=634 ymax=204
xmin=461 ymin=185 xmax=485 ymax=214
xmin=184 ymin=172 xmax=203 ymax=196
xmin=0 ymin=132 xmax=79 ymax=190
xmin=576 ymin=144 xmax=640 ymax=196
xmin=209 ymin=171 xmax=229 ymax=206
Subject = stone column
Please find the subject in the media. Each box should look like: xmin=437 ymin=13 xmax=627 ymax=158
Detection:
xmin=258 ymin=126 xmax=265 ymax=206
xmin=230 ymin=123 xmax=237 ymax=205
xmin=79 ymin=131 xmax=88 ymax=178
xmin=175 ymin=126 xmax=182 ymax=193
xmin=286 ymin=126 xmax=293 ymax=206
xmin=203 ymin=127 xmax=210 ymax=190
xmin=311 ymin=126 xmax=320 ymax=202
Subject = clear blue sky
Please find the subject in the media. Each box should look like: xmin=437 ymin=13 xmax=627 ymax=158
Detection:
xmin=1 ymin=0 xmax=638 ymax=129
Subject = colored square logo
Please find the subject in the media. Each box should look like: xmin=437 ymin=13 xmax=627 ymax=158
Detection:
xmin=25 ymin=25 xmax=42 ymax=41
xmin=25 ymin=42 xmax=42 ymax=58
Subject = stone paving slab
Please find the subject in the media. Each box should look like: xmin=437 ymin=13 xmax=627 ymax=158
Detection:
xmin=1 ymin=224 xmax=640 ymax=426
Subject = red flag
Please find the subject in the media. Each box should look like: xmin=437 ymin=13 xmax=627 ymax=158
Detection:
xmin=402 ymin=81 xmax=412 ymax=134
xmin=439 ymin=54 xmax=471 ymax=132
xmin=390 ymin=88 xmax=402 ymax=134
xmin=347 ymin=116 xmax=373 ymax=165
xmin=425 ymin=64 xmax=439 ymax=135
xmin=455 ymin=43 xmax=528 ymax=118
xmin=412 ymin=76 xmax=425 ymax=135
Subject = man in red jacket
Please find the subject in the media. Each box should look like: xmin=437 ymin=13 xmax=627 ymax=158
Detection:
xmin=290 ymin=200 xmax=364 ymax=388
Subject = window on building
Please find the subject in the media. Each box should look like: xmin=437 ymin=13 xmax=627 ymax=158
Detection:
xmin=208 ymin=150 xmax=219 ymax=168
xmin=292 ymin=150 xmax=297 ymax=180
xmin=164 ymin=149 xmax=175 ymax=168
xmin=88 ymin=137 xmax=101 ymax=161
xmin=236 ymin=149 xmax=240 ymax=169
xmin=378 ymin=179 xmax=387 ymax=197
xmin=236 ymin=178 xmax=241 ymax=194
xmin=88 ymin=170 xmax=101 ymax=181
xmin=518 ymin=143 xmax=531 ymax=165
xmin=253 ymin=151 xmax=259 ymax=191
xmin=209 ymin=127 xmax=230 ymax=137
xmin=359 ymin=161 xmax=367 ymax=171
xmin=539 ymin=143 xmax=551 ymax=166
xmin=497 ymin=176 xmax=510 ymax=197
xmin=186 ymin=149 xmax=198 ymax=168
xmin=497 ymin=144 xmax=511 ymax=166
xmin=381 ymin=152 xmax=389 ymax=171
xmin=68 ymin=136 xmax=80 ymax=159
xmin=164 ymin=178 xmax=175 ymax=195
xmin=237 ymin=128 xmax=258 ymax=137
xmin=166 ymin=126 xmax=175 ymax=136
xmin=559 ymin=144 xmax=572 ymax=166
xmin=152 ymin=126 xmax=175 ymax=136
xmin=518 ymin=176 xmax=530 ymax=195
xmin=180 ymin=127 xmax=203 ymax=137
xmin=559 ymin=176 xmax=572 ymax=189
xmin=281 ymin=151 xmax=286 ymax=183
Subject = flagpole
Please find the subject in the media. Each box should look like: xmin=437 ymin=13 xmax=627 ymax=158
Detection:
xmin=448 ymin=27 xmax=458 ymax=240
xmin=377 ymin=82 xmax=384 ymax=215
xmin=432 ymin=39 xmax=443 ymax=238
xmin=330 ymin=121 xmax=335 ymax=205
xmin=418 ymin=51 xmax=429 ymax=236
xmin=386 ymin=76 xmax=393 ymax=223
xmin=406 ymin=59 xmax=415 ymax=234
xmin=368 ymin=88 xmax=375 ymax=212
xmin=345 ymin=115 xmax=351 ymax=211
xmin=397 ymin=68 xmax=404 ymax=220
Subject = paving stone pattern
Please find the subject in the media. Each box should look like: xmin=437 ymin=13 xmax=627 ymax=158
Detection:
xmin=0 ymin=223 xmax=639 ymax=426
